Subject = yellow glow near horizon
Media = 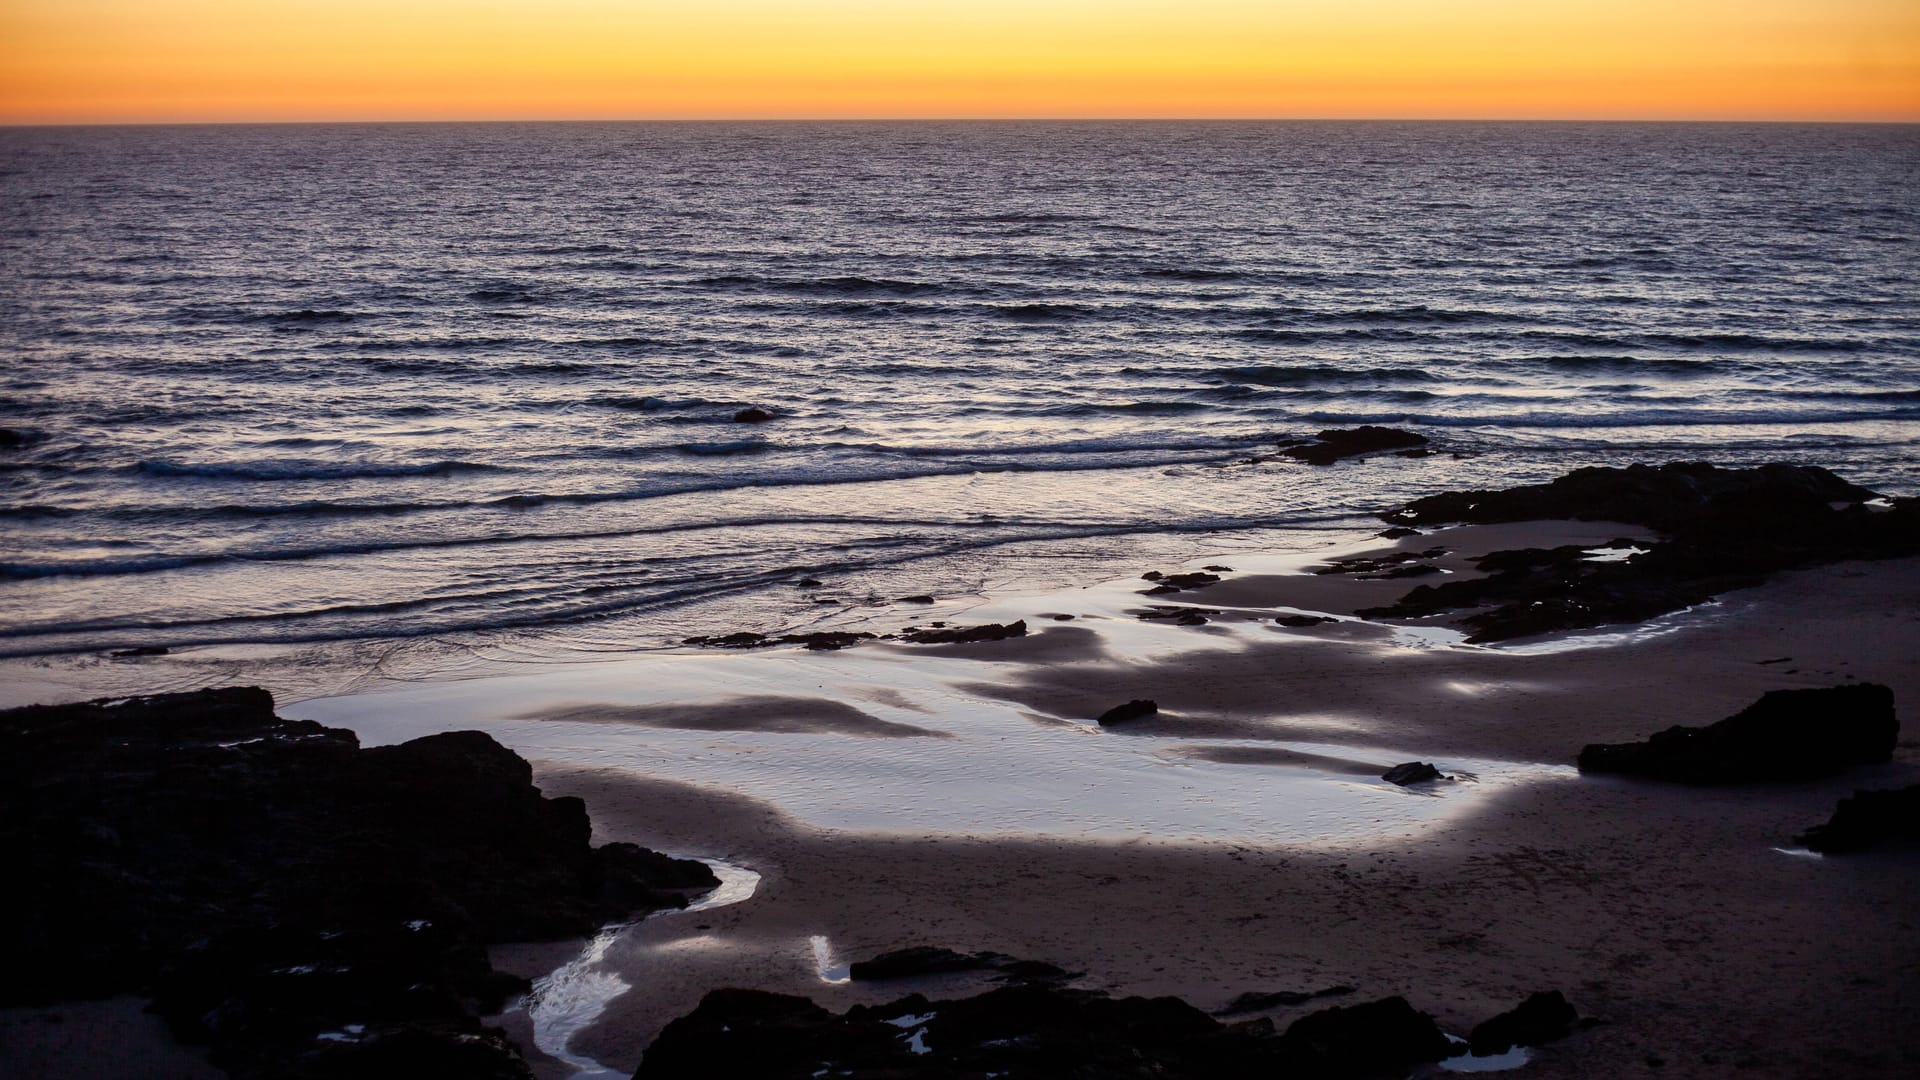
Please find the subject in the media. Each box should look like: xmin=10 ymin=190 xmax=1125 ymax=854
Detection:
xmin=2 ymin=1 xmax=1916 ymax=124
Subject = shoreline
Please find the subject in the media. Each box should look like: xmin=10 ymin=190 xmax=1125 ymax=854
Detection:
xmin=6 ymin=502 xmax=1918 ymax=1076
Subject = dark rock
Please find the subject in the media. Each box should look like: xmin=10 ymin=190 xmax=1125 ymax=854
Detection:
xmin=1203 ymin=565 xmax=1234 ymax=572
xmin=1281 ymin=995 xmax=1454 ymax=1073
xmin=849 ymin=946 xmax=997 ymax=981
xmin=1139 ymin=571 xmax=1222 ymax=594
xmin=1280 ymin=426 xmax=1430 ymax=466
xmin=1383 ymin=461 xmax=1877 ymax=533
xmin=681 ymin=631 xmax=770 ymax=648
xmin=1315 ymin=547 xmax=1447 ymax=576
xmin=108 ymin=645 xmax=171 ymax=657
xmin=784 ymin=631 xmax=876 ymax=651
xmin=733 ymin=407 xmax=775 ymax=423
xmin=1139 ymin=605 xmax=1222 ymax=623
xmin=901 ymin=620 xmax=1027 ymax=645
xmin=1363 ymin=463 xmax=1919 ymax=642
xmin=1277 ymin=615 xmax=1336 ymax=628
xmin=1142 ymin=571 xmax=1165 ymax=581
xmin=0 ymin=688 xmax=717 ymax=1074
xmin=898 ymin=594 xmax=936 ymax=604
xmin=1578 ymin=683 xmax=1896 ymax=784
xmin=1467 ymin=991 xmax=1579 ymax=1056
xmin=637 ymin=983 xmax=1457 ymax=1080
xmin=1377 ymin=527 xmax=1421 ymax=539
xmin=1796 ymin=785 xmax=1920 ymax=854
xmin=1051 ymin=614 xmax=1075 ymax=621
xmin=1382 ymin=762 xmax=1442 ymax=786
xmin=1216 ymin=986 xmax=1356 ymax=1016
xmin=1097 ymin=699 xmax=1159 ymax=726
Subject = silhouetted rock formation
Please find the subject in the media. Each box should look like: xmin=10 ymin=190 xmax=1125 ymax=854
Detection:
xmin=2 ymin=687 xmax=716 ymax=1078
xmin=733 ymin=407 xmax=775 ymax=423
xmin=1796 ymin=785 xmax=1920 ymax=854
xmin=1468 ymin=990 xmax=1579 ymax=1055
xmin=1577 ymin=684 xmax=1896 ymax=784
xmin=1364 ymin=462 xmax=1919 ymax=641
xmin=633 ymin=983 xmax=1490 ymax=1080
xmin=1280 ymin=426 xmax=1430 ymax=466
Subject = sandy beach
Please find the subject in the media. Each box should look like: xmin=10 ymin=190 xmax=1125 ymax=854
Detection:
xmin=456 ymin=526 xmax=1920 ymax=1078
xmin=6 ymin=516 xmax=1917 ymax=1079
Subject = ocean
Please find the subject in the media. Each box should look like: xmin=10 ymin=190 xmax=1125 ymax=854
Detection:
xmin=2 ymin=121 xmax=1916 ymax=687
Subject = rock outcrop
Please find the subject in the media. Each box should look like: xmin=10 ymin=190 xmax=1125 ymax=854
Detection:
xmin=1279 ymin=426 xmax=1430 ymax=466
xmin=1795 ymin=785 xmax=1920 ymax=854
xmin=1365 ymin=462 xmax=1919 ymax=642
xmin=1577 ymin=684 xmax=1896 ymax=784
xmin=634 ymin=983 xmax=1489 ymax=1080
xmin=2 ymin=688 xmax=717 ymax=1078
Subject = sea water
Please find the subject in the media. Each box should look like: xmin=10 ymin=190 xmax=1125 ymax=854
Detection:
xmin=2 ymin=122 xmax=1916 ymax=685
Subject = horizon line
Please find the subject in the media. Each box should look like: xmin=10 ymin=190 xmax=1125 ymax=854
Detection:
xmin=6 ymin=115 xmax=1919 ymax=129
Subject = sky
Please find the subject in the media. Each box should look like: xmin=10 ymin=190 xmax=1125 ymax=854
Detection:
xmin=2 ymin=1 xmax=1917 ymax=124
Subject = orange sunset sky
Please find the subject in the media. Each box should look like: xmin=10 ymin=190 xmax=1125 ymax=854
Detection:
xmin=3 ymin=1 xmax=1918 ymax=124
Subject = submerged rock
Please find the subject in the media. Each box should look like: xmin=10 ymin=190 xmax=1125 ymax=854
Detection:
xmin=1796 ymin=785 xmax=1920 ymax=854
xmin=1577 ymin=683 xmax=1896 ymax=784
xmin=733 ymin=407 xmax=775 ymax=423
xmin=1276 ymin=614 xmax=1337 ymax=627
xmin=1280 ymin=426 xmax=1430 ymax=466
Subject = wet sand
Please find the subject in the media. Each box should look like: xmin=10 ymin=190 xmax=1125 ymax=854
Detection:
xmin=469 ymin=533 xmax=1920 ymax=1079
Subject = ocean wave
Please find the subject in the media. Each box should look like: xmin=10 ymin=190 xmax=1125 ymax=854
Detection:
xmin=1212 ymin=364 xmax=1436 ymax=387
xmin=135 ymin=458 xmax=511 ymax=481
xmin=1301 ymin=405 xmax=1920 ymax=429
xmin=676 ymin=439 xmax=771 ymax=457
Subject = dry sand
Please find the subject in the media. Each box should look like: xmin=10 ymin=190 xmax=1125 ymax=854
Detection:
xmin=503 ymin=543 xmax=1920 ymax=1079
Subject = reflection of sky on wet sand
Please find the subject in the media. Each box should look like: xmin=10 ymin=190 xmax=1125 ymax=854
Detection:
xmin=289 ymin=546 xmax=1586 ymax=846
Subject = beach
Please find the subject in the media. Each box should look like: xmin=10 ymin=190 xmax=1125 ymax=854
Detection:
xmin=272 ymin=518 xmax=1919 ymax=1078
xmin=4 ymin=120 xmax=1918 ymax=1077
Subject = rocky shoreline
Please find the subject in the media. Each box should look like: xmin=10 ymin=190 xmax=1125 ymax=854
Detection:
xmin=2 ymin=688 xmax=716 ymax=1078
xmin=6 ymin=457 xmax=1917 ymax=1078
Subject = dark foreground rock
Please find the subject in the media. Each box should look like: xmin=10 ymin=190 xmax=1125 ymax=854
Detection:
xmin=634 ymin=983 xmax=1501 ymax=1080
xmin=1 ymin=688 xmax=717 ymax=1077
xmin=848 ymin=947 xmax=1074 ymax=984
xmin=1796 ymin=785 xmax=1920 ymax=854
xmin=1365 ymin=462 xmax=1920 ymax=642
xmin=1577 ymin=683 xmax=1897 ymax=784
xmin=1468 ymin=990 xmax=1579 ymax=1055
xmin=1280 ymin=426 xmax=1430 ymax=466
xmin=1215 ymin=986 xmax=1355 ymax=1016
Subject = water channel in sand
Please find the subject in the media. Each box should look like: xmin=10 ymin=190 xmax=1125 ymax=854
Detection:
xmin=520 ymin=858 xmax=762 ymax=1078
